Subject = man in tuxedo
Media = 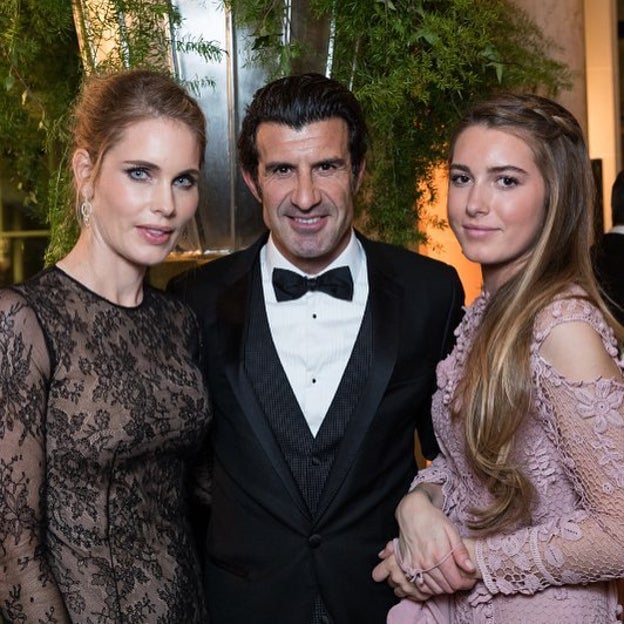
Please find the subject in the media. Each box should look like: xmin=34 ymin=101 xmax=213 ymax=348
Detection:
xmin=594 ymin=170 xmax=624 ymax=326
xmin=170 ymin=73 xmax=464 ymax=624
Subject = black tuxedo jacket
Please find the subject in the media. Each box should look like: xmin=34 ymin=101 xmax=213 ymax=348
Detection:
xmin=594 ymin=232 xmax=624 ymax=326
xmin=169 ymin=231 xmax=464 ymax=624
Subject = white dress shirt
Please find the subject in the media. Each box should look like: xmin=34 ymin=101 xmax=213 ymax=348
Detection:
xmin=260 ymin=231 xmax=369 ymax=436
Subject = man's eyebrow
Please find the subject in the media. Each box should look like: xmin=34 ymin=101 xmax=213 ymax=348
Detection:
xmin=314 ymin=157 xmax=348 ymax=166
xmin=263 ymin=157 xmax=348 ymax=169
xmin=264 ymin=160 xmax=293 ymax=170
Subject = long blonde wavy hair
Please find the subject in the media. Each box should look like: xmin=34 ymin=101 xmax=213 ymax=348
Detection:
xmin=449 ymin=93 xmax=624 ymax=532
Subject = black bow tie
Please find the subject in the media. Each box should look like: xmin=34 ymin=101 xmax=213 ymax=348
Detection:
xmin=272 ymin=266 xmax=354 ymax=302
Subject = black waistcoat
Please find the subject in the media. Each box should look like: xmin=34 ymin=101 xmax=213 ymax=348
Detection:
xmin=243 ymin=270 xmax=373 ymax=516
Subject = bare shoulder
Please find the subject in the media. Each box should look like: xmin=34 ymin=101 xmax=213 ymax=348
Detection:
xmin=539 ymin=319 xmax=623 ymax=382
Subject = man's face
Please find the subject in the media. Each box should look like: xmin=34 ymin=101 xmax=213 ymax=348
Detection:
xmin=243 ymin=118 xmax=365 ymax=274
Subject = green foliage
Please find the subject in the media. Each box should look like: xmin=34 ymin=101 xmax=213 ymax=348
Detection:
xmin=0 ymin=0 xmax=81 ymax=231
xmin=74 ymin=1 xmax=223 ymax=76
xmin=224 ymin=0 xmax=305 ymax=74
xmin=227 ymin=0 xmax=572 ymax=247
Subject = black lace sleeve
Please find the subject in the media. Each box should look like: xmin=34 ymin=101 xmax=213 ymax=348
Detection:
xmin=0 ymin=289 xmax=70 ymax=622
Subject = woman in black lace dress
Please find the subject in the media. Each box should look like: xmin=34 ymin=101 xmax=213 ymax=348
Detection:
xmin=0 ymin=69 xmax=211 ymax=622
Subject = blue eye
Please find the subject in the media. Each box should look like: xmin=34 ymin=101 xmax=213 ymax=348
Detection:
xmin=126 ymin=167 xmax=149 ymax=181
xmin=174 ymin=174 xmax=198 ymax=189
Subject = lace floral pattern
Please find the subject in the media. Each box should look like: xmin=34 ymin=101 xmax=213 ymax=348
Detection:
xmin=0 ymin=267 xmax=210 ymax=623
xmin=411 ymin=290 xmax=624 ymax=622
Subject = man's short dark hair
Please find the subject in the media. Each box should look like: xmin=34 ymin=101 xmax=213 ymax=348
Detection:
xmin=611 ymin=170 xmax=624 ymax=226
xmin=238 ymin=73 xmax=368 ymax=182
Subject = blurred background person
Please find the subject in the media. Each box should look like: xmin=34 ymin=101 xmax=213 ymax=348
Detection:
xmin=593 ymin=169 xmax=624 ymax=326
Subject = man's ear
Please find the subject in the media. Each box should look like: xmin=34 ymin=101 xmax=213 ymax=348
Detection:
xmin=241 ymin=168 xmax=262 ymax=203
xmin=72 ymin=149 xmax=94 ymax=198
xmin=353 ymin=159 xmax=366 ymax=193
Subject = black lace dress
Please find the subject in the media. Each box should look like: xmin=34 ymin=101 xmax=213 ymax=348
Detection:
xmin=0 ymin=267 xmax=210 ymax=623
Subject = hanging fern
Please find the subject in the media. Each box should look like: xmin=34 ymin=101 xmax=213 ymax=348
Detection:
xmin=0 ymin=0 xmax=80 ymax=242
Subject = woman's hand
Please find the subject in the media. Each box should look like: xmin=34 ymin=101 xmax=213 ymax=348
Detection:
xmin=372 ymin=487 xmax=478 ymax=600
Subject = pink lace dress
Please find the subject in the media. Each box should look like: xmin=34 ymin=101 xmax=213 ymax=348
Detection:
xmin=391 ymin=291 xmax=624 ymax=623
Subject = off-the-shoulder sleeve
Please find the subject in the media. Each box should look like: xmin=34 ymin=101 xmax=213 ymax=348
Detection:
xmin=0 ymin=289 xmax=70 ymax=621
xmin=476 ymin=297 xmax=624 ymax=597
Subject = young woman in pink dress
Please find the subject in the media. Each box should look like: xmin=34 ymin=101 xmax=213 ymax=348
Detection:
xmin=374 ymin=93 xmax=624 ymax=623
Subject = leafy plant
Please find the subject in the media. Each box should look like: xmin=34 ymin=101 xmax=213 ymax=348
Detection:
xmin=226 ymin=0 xmax=571 ymax=247
xmin=73 ymin=1 xmax=223 ymax=80
xmin=0 ymin=0 xmax=81 ymax=242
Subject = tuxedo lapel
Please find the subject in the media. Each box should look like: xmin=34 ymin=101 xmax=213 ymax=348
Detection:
xmin=216 ymin=245 xmax=310 ymax=519
xmin=315 ymin=241 xmax=402 ymax=520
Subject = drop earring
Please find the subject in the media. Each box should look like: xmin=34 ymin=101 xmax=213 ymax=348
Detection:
xmin=80 ymin=198 xmax=93 ymax=227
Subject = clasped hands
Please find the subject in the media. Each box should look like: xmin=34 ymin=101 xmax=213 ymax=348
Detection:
xmin=372 ymin=487 xmax=480 ymax=602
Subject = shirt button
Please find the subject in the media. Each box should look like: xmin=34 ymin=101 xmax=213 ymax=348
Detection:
xmin=311 ymin=455 xmax=321 ymax=466
xmin=308 ymin=534 xmax=322 ymax=548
